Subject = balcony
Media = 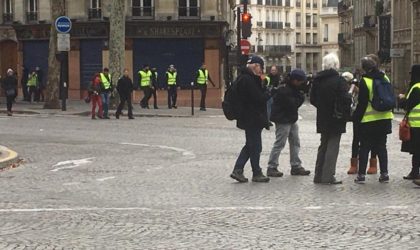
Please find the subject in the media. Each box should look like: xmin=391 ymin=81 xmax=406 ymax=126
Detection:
xmin=179 ymin=6 xmax=200 ymax=19
xmin=265 ymin=21 xmax=283 ymax=29
xmin=132 ymin=6 xmax=154 ymax=19
xmin=363 ymin=15 xmax=376 ymax=28
xmin=26 ymin=11 xmax=38 ymax=22
xmin=88 ymin=8 xmax=102 ymax=20
xmin=3 ymin=13 xmax=13 ymax=23
xmin=320 ymin=7 xmax=338 ymax=16
xmin=265 ymin=45 xmax=292 ymax=56
xmin=257 ymin=45 xmax=264 ymax=53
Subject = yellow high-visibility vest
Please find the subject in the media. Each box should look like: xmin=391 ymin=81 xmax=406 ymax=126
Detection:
xmin=361 ymin=77 xmax=394 ymax=123
xmin=100 ymin=73 xmax=112 ymax=90
xmin=139 ymin=70 xmax=152 ymax=87
xmin=167 ymin=72 xmax=177 ymax=85
xmin=27 ymin=74 xmax=37 ymax=87
xmin=407 ymin=82 xmax=420 ymax=128
xmin=197 ymin=69 xmax=208 ymax=85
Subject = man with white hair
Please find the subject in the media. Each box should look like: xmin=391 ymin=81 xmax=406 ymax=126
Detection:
xmin=230 ymin=55 xmax=270 ymax=183
xmin=310 ymin=53 xmax=349 ymax=184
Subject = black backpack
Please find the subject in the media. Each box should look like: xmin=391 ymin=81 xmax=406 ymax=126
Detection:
xmin=332 ymin=77 xmax=353 ymax=121
xmin=222 ymin=77 xmax=243 ymax=121
xmin=371 ymin=77 xmax=395 ymax=111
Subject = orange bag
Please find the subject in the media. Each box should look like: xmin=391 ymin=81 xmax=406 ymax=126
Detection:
xmin=399 ymin=116 xmax=411 ymax=142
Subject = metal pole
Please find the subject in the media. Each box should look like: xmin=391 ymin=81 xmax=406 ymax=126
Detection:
xmin=59 ymin=51 xmax=68 ymax=111
xmin=191 ymin=81 xmax=194 ymax=116
xmin=236 ymin=7 xmax=241 ymax=67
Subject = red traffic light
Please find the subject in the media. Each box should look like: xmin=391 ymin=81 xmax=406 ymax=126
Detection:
xmin=242 ymin=13 xmax=251 ymax=22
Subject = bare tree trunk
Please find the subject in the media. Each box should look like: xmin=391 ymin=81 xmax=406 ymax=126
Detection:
xmin=109 ymin=0 xmax=126 ymax=107
xmin=44 ymin=0 xmax=65 ymax=109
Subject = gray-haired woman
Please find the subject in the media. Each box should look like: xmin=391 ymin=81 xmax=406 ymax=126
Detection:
xmin=310 ymin=53 xmax=349 ymax=184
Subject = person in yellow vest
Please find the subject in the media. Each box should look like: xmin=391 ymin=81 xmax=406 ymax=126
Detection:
xmin=399 ymin=65 xmax=420 ymax=185
xmin=138 ymin=64 xmax=153 ymax=109
xmin=195 ymin=63 xmax=215 ymax=111
xmin=166 ymin=65 xmax=179 ymax=109
xmin=100 ymin=68 xmax=113 ymax=119
xmin=27 ymin=70 xmax=38 ymax=103
xmin=353 ymin=56 xmax=393 ymax=183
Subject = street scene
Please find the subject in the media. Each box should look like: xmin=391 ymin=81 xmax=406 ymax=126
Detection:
xmin=0 ymin=102 xmax=419 ymax=249
xmin=0 ymin=0 xmax=420 ymax=249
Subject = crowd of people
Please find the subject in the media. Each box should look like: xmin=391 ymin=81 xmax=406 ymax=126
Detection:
xmin=229 ymin=53 xmax=420 ymax=187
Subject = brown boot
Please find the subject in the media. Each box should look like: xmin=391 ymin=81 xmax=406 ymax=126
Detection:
xmin=367 ymin=158 xmax=378 ymax=175
xmin=347 ymin=158 xmax=358 ymax=174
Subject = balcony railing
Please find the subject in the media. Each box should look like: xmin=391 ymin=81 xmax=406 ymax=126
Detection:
xmin=257 ymin=45 xmax=264 ymax=53
xmin=363 ymin=15 xmax=376 ymax=28
xmin=26 ymin=11 xmax=38 ymax=22
xmin=179 ymin=6 xmax=200 ymax=18
xmin=132 ymin=6 xmax=154 ymax=18
xmin=3 ymin=13 xmax=13 ymax=23
xmin=266 ymin=21 xmax=283 ymax=29
xmin=265 ymin=45 xmax=292 ymax=56
xmin=321 ymin=7 xmax=338 ymax=15
xmin=88 ymin=8 xmax=102 ymax=20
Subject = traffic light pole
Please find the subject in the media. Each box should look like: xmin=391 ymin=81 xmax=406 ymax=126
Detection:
xmin=236 ymin=7 xmax=241 ymax=67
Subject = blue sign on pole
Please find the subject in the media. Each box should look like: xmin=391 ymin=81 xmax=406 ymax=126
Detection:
xmin=55 ymin=16 xmax=72 ymax=34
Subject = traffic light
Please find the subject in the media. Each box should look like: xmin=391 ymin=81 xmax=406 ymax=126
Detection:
xmin=242 ymin=12 xmax=252 ymax=39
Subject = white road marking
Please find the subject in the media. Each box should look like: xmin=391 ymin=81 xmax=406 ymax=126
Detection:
xmin=385 ymin=206 xmax=408 ymax=210
xmin=62 ymin=182 xmax=81 ymax=186
xmin=120 ymin=143 xmax=196 ymax=159
xmin=96 ymin=176 xmax=116 ymax=182
xmin=303 ymin=206 xmax=322 ymax=210
xmin=189 ymin=207 xmax=275 ymax=211
xmin=51 ymin=158 xmax=95 ymax=172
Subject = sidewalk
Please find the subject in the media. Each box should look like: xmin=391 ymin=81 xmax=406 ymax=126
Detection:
xmin=0 ymin=99 xmax=224 ymax=118
xmin=0 ymin=145 xmax=19 ymax=170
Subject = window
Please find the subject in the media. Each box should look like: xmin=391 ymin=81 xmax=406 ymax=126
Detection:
xmin=306 ymin=14 xmax=311 ymax=28
xmin=179 ymin=0 xmax=200 ymax=18
xmin=324 ymin=24 xmax=329 ymax=42
xmin=306 ymin=33 xmax=311 ymax=44
xmin=296 ymin=12 xmax=301 ymax=27
xmin=313 ymin=33 xmax=318 ymax=44
xmin=286 ymin=33 xmax=290 ymax=44
xmin=132 ymin=0 xmax=154 ymax=17
xmin=3 ymin=0 xmax=13 ymax=23
xmin=296 ymin=0 xmax=301 ymax=7
xmin=296 ymin=32 xmax=301 ymax=44
xmin=306 ymin=0 xmax=311 ymax=8
xmin=89 ymin=0 xmax=102 ymax=20
xmin=26 ymin=0 xmax=38 ymax=22
xmin=296 ymin=53 xmax=302 ymax=68
xmin=313 ymin=14 xmax=318 ymax=27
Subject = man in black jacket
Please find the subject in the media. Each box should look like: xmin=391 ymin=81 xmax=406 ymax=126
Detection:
xmin=116 ymin=69 xmax=134 ymax=119
xmin=267 ymin=69 xmax=310 ymax=177
xmin=1 ymin=69 xmax=17 ymax=116
xmin=230 ymin=55 xmax=270 ymax=183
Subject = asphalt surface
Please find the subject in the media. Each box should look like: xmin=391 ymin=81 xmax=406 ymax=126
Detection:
xmin=0 ymin=103 xmax=418 ymax=249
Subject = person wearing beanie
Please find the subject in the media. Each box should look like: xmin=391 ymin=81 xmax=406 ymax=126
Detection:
xmin=266 ymin=68 xmax=311 ymax=177
xmin=230 ymin=55 xmax=270 ymax=183
xmin=399 ymin=64 xmax=420 ymax=185
xmin=353 ymin=56 xmax=393 ymax=183
xmin=310 ymin=53 xmax=348 ymax=185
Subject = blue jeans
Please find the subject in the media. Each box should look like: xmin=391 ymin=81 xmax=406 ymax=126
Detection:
xmin=267 ymin=97 xmax=273 ymax=121
xmin=234 ymin=128 xmax=263 ymax=175
xmin=101 ymin=92 xmax=110 ymax=117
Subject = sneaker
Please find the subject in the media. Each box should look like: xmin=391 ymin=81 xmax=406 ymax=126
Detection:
xmin=128 ymin=116 xmax=135 ymax=120
xmin=172 ymin=105 xmax=178 ymax=109
xmin=267 ymin=168 xmax=284 ymax=177
xmin=354 ymin=174 xmax=365 ymax=184
xmin=200 ymin=107 xmax=206 ymax=111
xmin=379 ymin=173 xmax=390 ymax=183
xmin=403 ymin=171 xmax=418 ymax=180
xmin=291 ymin=167 xmax=311 ymax=176
xmin=230 ymin=170 xmax=248 ymax=183
xmin=252 ymin=173 xmax=270 ymax=183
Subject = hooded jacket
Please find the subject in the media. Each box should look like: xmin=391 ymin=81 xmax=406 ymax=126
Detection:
xmin=236 ymin=67 xmax=269 ymax=130
xmin=270 ymin=81 xmax=304 ymax=124
xmin=310 ymin=69 xmax=348 ymax=134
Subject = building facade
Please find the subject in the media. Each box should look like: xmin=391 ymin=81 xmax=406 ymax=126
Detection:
xmin=0 ymin=0 xmax=232 ymax=107
xmin=338 ymin=0 xmax=353 ymax=70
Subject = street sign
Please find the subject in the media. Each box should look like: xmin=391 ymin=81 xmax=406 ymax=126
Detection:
xmin=57 ymin=33 xmax=70 ymax=51
xmin=240 ymin=39 xmax=251 ymax=55
xmin=390 ymin=48 xmax=405 ymax=58
xmin=55 ymin=16 xmax=72 ymax=33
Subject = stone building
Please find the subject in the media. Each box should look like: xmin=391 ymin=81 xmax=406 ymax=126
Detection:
xmin=338 ymin=0 xmax=353 ymax=70
xmin=0 ymin=0 xmax=232 ymax=107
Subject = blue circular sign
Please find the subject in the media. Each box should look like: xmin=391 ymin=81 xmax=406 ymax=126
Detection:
xmin=55 ymin=16 xmax=72 ymax=33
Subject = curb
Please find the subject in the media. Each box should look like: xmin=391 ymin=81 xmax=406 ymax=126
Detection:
xmin=72 ymin=111 xmax=195 ymax=118
xmin=0 ymin=145 xmax=19 ymax=170
xmin=0 ymin=110 xmax=40 ymax=115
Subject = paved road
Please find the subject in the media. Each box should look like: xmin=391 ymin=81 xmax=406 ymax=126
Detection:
xmin=0 ymin=104 xmax=418 ymax=249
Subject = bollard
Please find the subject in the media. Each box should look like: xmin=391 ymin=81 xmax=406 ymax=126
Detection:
xmin=191 ymin=82 xmax=194 ymax=116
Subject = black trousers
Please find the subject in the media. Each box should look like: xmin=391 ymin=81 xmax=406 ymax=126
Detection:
xmin=410 ymin=153 xmax=420 ymax=176
xmin=140 ymin=87 xmax=152 ymax=107
xmin=358 ymin=133 xmax=388 ymax=175
xmin=352 ymin=122 xmax=377 ymax=158
xmin=117 ymin=95 xmax=133 ymax=117
xmin=22 ymin=83 xmax=29 ymax=101
xmin=6 ymin=95 xmax=14 ymax=112
xmin=151 ymin=87 xmax=158 ymax=108
xmin=28 ymin=86 xmax=36 ymax=102
xmin=199 ymin=84 xmax=207 ymax=108
xmin=167 ymin=85 xmax=177 ymax=107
